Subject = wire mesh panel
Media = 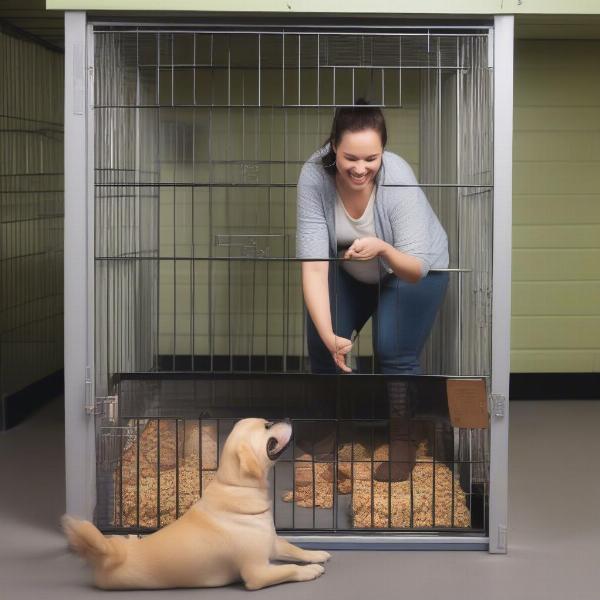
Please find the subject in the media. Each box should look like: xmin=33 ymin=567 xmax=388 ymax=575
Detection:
xmin=92 ymin=25 xmax=493 ymax=541
xmin=96 ymin=374 xmax=487 ymax=535
xmin=0 ymin=31 xmax=63 ymax=420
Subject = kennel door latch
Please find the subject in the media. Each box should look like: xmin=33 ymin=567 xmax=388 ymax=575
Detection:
xmin=84 ymin=366 xmax=94 ymax=415
xmin=490 ymin=394 xmax=506 ymax=418
xmin=94 ymin=396 xmax=119 ymax=422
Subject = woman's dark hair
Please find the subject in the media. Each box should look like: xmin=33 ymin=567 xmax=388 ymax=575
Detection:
xmin=321 ymin=98 xmax=387 ymax=175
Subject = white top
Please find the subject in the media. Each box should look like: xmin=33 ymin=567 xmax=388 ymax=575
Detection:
xmin=296 ymin=149 xmax=449 ymax=279
xmin=335 ymin=187 xmax=385 ymax=284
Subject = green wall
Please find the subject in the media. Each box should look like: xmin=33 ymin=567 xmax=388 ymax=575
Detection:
xmin=512 ymin=39 xmax=600 ymax=373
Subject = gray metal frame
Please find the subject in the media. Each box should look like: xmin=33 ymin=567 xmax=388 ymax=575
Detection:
xmin=64 ymin=10 xmax=95 ymax=518
xmin=488 ymin=14 xmax=513 ymax=555
xmin=64 ymin=10 xmax=512 ymax=552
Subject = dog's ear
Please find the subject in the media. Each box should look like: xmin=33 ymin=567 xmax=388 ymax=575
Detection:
xmin=237 ymin=441 xmax=263 ymax=480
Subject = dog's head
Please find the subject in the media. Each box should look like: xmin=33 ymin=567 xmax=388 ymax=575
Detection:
xmin=218 ymin=418 xmax=292 ymax=487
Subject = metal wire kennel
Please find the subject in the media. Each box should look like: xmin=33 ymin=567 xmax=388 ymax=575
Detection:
xmin=65 ymin=16 xmax=512 ymax=552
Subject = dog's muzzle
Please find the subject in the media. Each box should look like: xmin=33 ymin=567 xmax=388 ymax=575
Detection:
xmin=266 ymin=420 xmax=293 ymax=461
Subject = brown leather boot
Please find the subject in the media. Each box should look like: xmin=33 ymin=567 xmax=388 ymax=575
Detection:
xmin=373 ymin=424 xmax=416 ymax=482
xmin=374 ymin=381 xmax=417 ymax=482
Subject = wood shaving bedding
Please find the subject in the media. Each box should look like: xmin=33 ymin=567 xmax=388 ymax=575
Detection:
xmin=115 ymin=422 xmax=471 ymax=530
xmin=114 ymin=420 xmax=217 ymax=528
xmin=282 ymin=441 xmax=471 ymax=528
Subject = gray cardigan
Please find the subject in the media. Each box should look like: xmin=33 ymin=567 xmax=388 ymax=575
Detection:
xmin=295 ymin=147 xmax=449 ymax=278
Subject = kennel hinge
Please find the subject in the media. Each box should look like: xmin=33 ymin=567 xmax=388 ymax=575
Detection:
xmin=490 ymin=394 xmax=506 ymax=418
xmin=94 ymin=395 xmax=119 ymax=422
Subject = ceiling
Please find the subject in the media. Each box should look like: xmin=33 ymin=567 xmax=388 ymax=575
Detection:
xmin=2 ymin=3 xmax=600 ymax=53
xmin=0 ymin=0 xmax=64 ymax=51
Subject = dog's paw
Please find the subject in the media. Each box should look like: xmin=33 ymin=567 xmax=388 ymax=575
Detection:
xmin=295 ymin=563 xmax=325 ymax=582
xmin=304 ymin=550 xmax=331 ymax=563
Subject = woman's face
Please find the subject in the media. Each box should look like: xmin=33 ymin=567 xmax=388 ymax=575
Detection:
xmin=333 ymin=128 xmax=383 ymax=191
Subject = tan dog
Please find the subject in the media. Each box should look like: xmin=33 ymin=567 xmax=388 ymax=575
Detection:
xmin=62 ymin=418 xmax=330 ymax=590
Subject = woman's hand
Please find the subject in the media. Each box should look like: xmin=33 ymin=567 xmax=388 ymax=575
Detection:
xmin=326 ymin=335 xmax=353 ymax=373
xmin=344 ymin=237 xmax=387 ymax=261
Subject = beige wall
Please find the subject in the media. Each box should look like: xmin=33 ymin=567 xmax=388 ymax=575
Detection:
xmin=512 ymin=39 xmax=600 ymax=373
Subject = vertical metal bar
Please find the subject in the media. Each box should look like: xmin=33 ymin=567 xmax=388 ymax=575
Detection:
xmin=157 ymin=418 xmax=161 ymax=528
xmin=311 ymin=422 xmax=316 ymax=528
xmin=135 ymin=31 xmax=142 ymax=373
xmin=370 ymin=422 xmax=374 ymax=528
xmin=317 ymin=34 xmax=320 ymax=105
xmin=64 ymin=11 xmax=96 ymax=519
xmin=272 ymin=456 xmax=277 ymax=525
xmin=333 ymin=66 xmax=336 ymax=106
xmin=191 ymin=104 xmax=196 ymax=371
xmin=432 ymin=424 xmax=437 ymax=527
xmin=198 ymin=418 xmax=203 ymax=497
xmin=456 ymin=36 xmax=462 ymax=377
xmin=155 ymin=32 xmax=162 ymax=372
xmin=489 ymin=16 xmax=513 ymax=555
xmin=175 ymin=419 xmax=180 ymax=518
xmin=119 ymin=428 xmax=124 ymax=527
xmin=172 ymin=109 xmax=177 ymax=370
xmin=350 ymin=420 xmax=355 ymax=528
xmin=227 ymin=36 xmax=231 ymax=107
xmin=227 ymin=36 xmax=232 ymax=373
xmin=451 ymin=437 xmax=455 ymax=528
xmin=333 ymin=419 xmax=338 ymax=529
xmin=193 ymin=33 xmax=197 ymax=106
xmin=169 ymin=33 xmax=174 ymax=107
xmin=291 ymin=424 xmax=296 ymax=529
xmin=208 ymin=35 xmax=214 ymax=372
xmin=216 ymin=419 xmax=221 ymax=469
xmin=136 ymin=419 xmax=140 ymax=532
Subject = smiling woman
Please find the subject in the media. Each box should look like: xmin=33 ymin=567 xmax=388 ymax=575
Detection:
xmin=296 ymin=102 xmax=451 ymax=482
xmin=296 ymin=100 xmax=450 ymax=378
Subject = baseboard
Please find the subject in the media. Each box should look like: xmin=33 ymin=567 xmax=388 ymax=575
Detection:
xmin=0 ymin=370 xmax=64 ymax=431
xmin=509 ymin=373 xmax=600 ymax=401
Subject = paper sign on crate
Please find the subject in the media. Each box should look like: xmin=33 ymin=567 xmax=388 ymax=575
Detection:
xmin=446 ymin=379 xmax=489 ymax=429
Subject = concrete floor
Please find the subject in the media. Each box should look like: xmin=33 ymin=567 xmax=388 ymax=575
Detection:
xmin=1 ymin=396 xmax=599 ymax=600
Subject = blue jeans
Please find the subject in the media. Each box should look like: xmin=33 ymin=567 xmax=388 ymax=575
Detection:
xmin=306 ymin=265 xmax=449 ymax=374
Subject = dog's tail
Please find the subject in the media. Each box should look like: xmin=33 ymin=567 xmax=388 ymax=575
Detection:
xmin=62 ymin=515 xmax=126 ymax=569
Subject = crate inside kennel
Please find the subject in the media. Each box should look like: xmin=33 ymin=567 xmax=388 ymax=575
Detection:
xmin=96 ymin=373 xmax=489 ymax=538
xmin=92 ymin=24 xmax=494 ymax=398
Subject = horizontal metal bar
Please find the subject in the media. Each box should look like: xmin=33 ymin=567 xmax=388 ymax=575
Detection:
xmin=94 ymin=104 xmax=406 ymax=109
xmin=1 ymin=214 xmax=64 ymax=225
xmin=129 ymin=64 xmax=491 ymax=71
xmin=0 ymin=189 xmax=64 ymax=195
xmin=284 ymin=534 xmax=489 ymax=550
xmin=97 ymin=527 xmax=489 ymax=546
xmin=1 ymin=250 xmax=62 ymax=263
xmin=94 ymin=182 xmax=493 ymax=189
xmin=94 ymin=256 xmax=473 ymax=271
xmin=0 ymin=114 xmax=64 ymax=127
xmin=92 ymin=25 xmax=491 ymax=35
xmin=0 ymin=173 xmax=64 ymax=178
xmin=113 ymin=371 xmax=490 ymax=382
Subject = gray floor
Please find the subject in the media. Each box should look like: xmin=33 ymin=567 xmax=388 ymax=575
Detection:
xmin=1 ymin=397 xmax=599 ymax=600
